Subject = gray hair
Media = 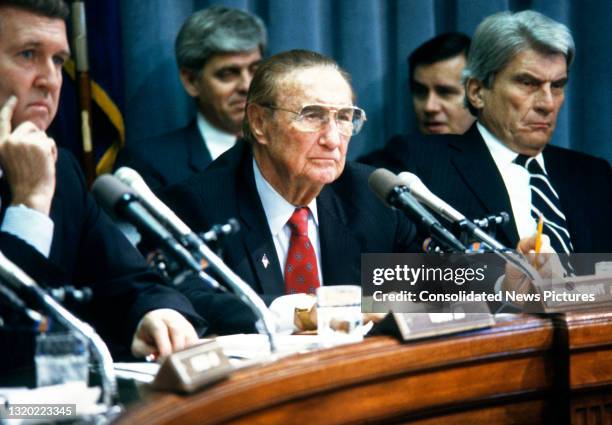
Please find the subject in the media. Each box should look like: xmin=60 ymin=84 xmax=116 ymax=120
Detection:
xmin=0 ymin=0 xmax=68 ymax=20
xmin=463 ymin=10 xmax=575 ymax=115
xmin=243 ymin=49 xmax=354 ymax=144
xmin=175 ymin=6 xmax=267 ymax=75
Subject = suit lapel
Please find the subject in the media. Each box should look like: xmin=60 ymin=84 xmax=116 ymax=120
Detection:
xmin=186 ymin=120 xmax=213 ymax=173
xmin=317 ymin=184 xmax=362 ymax=284
xmin=235 ymin=152 xmax=285 ymax=295
xmin=450 ymin=126 xmax=519 ymax=246
xmin=542 ymin=148 xmax=584 ymax=250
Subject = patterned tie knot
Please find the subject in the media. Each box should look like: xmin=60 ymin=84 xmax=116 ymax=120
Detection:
xmin=288 ymin=207 xmax=309 ymax=236
xmin=514 ymin=153 xmax=529 ymax=167
xmin=515 ymin=154 xmax=543 ymax=175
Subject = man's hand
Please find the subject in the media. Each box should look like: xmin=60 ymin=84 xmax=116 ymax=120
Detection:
xmin=502 ymin=233 xmax=565 ymax=299
xmin=131 ymin=308 xmax=199 ymax=359
xmin=0 ymin=96 xmax=57 ymax=215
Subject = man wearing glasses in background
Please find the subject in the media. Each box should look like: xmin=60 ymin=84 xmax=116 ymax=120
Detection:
xmin=161 ymin=50 xmax=418 ymax=303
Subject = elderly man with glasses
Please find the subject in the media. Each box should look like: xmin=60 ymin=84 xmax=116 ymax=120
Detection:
xmin=161 ymin=49 xmax=418 ymax=303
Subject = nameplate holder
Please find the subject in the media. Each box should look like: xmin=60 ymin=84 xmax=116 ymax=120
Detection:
xmin=152 ymin=340 xmax=233 ymax=393
xmin=539 ymin=274 xmax=612 ymax=313
xmin=369 ymin=302 xmax=494 ymax=342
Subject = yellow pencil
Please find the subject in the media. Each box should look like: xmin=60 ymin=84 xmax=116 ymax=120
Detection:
xmin=534 ymin=215 xmax=543 ymax=265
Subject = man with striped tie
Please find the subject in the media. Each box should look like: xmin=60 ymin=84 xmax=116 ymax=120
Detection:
xmin=364 ymin=10 xmax=612 ymax=255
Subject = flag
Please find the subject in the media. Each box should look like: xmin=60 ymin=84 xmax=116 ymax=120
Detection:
xmin=49 ymin=0 xmax=125 ymax=182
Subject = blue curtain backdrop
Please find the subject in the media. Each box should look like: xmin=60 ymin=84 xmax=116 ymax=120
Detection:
xmin=120 ymin=0 xmax=612 ymax=163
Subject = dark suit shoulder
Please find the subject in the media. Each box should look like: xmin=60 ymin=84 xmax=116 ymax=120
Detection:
xmin=328 ymin=161 xmax=418 ymax=251
xmin=357 ymin=132 xmax=458 ymax=173
xmin=545 ymin=144 xmax=611 ymax=168
xmin=115 ymin=121 xmax=211 ymax=190
xmin=160 ymin=141 xmax=249 ymax=230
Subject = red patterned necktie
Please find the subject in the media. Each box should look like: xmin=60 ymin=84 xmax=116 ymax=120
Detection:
xmin=284 ymin=207 xmax=321 ymax=294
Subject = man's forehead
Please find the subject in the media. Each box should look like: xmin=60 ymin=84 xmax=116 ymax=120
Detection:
xmin=276 ymin=66 xmax=353 ymax=103
xmin=501 ymin=49 xmax=567 ymax=79
xmin=0 ymin=7 xmax=68 ymax=49
xmin=414 ymin=54 xmax=466 ymax=82
xmin=207 ymin=49 xmax=262 ymax=68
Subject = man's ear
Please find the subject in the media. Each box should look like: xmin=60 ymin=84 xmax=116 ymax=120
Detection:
xmin=466 ymin=78 xmax=486 ymax=110
xmin=179 ymin=68 xmax=200 ymax=98
xmin=246 ymin=104 xmax=268 ymax=145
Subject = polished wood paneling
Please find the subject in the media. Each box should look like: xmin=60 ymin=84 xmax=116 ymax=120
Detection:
xmin=116 ymin=315 xmax=559 ymax=425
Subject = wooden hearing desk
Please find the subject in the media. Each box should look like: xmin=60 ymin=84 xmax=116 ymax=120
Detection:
xmin=115 ymin=312 xmax=612 ymax=424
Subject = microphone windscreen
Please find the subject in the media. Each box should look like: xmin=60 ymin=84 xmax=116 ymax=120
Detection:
xmin=91 ymin=174 xmax=134 ymax=218
xmin=397 ymin=171 xmax=421 ymax=188
xmin=368 ymin=168 xmax=402 ymax=207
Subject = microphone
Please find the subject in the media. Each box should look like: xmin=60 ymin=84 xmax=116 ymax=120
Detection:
xmin=397 ymin=171 xmax=506 ymax=251
xmin=113 ymin=168 xmax=278 ymax=351
xmin=200 ymin=218 xmax=240 ymax=244
xmin=114 ymin=167 xmax=194 ymax=239
xmin=0 ymin=250 xmax=118 ymax=406
xmin=368 ymin=168 xmax=466 ymax=252
xmin=91 ymin=175 xmax=203 ymax=275
xmin=397 ymin=172 xmax=465 ymax=222
xmin=0 ymin=282 xmax=47 ymax=328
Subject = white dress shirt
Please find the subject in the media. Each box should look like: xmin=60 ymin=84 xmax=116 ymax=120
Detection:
xmin=478 ymin=122 xmax=546 ymax=240
xmin=196 ymin=113 xmax=237 ymax=160
xmin=252 ymin=158 xmax=324 ymax=284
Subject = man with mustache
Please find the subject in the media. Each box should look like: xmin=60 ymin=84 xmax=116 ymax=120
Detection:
xmin=115 ymin=6 xmax=267 ymax=191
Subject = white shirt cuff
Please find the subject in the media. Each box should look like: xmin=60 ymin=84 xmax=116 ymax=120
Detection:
xmin=1 ymin=204 xmax=54 ymax=257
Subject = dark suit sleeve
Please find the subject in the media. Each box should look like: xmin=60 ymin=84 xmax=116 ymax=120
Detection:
xmin=1 ymin=151 xmax=208 ymax=355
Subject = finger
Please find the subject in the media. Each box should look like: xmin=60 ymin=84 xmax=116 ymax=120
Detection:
xmin=169 ymin=321 xmax=198 ymax=351
xmin=131 ymin=337 xmax=157 ymax=358
xmin=150 ymin=323 xmax=173 ymax=358
xmin=11 ymin=121 xmax=43 ymax=138
xmin=517 ymin=234 xmax=537 ymax=255
xmin=0 ymin=96 xmax=17 ymax=141
xmin=49 ymin=138 xmax=58 ymax=162
xmin=167 ymin=325 xmax=186 ymax=352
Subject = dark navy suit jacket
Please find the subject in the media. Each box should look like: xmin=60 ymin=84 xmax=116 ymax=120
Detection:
xmin=115 ymin=120 xmax=213 ymax=191
xmin=359 ymin=124 xmax=612 ymax=252
xmin=0 ymin=149 xmax=208 ymax=370
xmin=161 ymin=142 xmax=418 ymax=302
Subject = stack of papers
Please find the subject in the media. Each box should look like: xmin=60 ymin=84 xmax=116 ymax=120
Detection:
xmin=114 ymin=333 xmax=324 ymax=384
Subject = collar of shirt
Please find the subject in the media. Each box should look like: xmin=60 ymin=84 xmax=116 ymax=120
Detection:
xmin=253 ymin=158 xmax=323 ymax=284
xmin=477 ymin=121 xmax=546 ymax=172
xmin=477 ymin=121 xmax=544 ymax=239
xmin=196 ymin=112 xmax=237 ymax=160
xmin=252 ymin=157 xmax=319 ymax=236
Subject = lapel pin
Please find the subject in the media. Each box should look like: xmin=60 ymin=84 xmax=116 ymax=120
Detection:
xmin=261 ymin=254 xmax=270 ymax=269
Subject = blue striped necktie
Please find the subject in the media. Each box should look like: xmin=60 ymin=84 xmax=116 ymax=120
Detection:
xmin=514 ymin=154 xmax=574 ymax=254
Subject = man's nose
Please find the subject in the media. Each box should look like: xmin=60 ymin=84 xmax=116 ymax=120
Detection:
xmin=534 ymin=84 xmax=555 ymax=113
xmin=36 ymin=58 xmax=61 ymax=92
xmin=424 ymin=93 xmax=442 ymax=113
xmin=319 ymin=116 xmax=344 ymax=148
xmin=237 ymin=69 xmax=252 ymax=93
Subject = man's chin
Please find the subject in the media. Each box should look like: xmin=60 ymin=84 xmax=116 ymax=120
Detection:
xmin=518 ymin=135 xmax=552 ymax=155
xmin=18 ymin=112 xmax=52 ymax=131
xmin=308 ymin=165 xmax=343 ymax=185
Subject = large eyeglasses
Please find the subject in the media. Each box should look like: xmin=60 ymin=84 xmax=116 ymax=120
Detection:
xmin=261 ymin=103 xmax=367 ymax=136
